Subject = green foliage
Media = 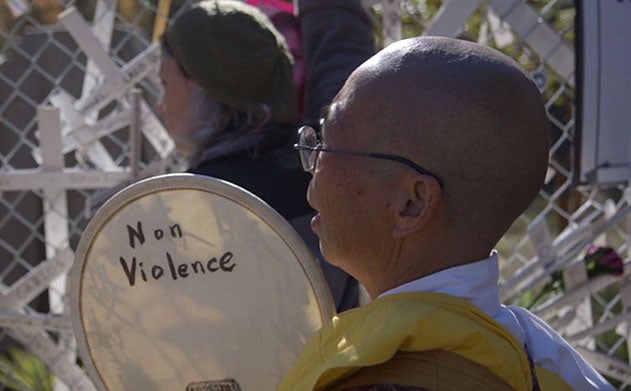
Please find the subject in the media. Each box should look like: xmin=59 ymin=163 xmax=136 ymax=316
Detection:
xmin=0 ymin=348 xmax=54 ymax=391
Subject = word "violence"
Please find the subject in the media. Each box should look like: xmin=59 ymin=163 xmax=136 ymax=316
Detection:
xmin=119 ymin=251 xmax=235 ymax=287
xmin=118 ymin=220 xmax=237 ymax=287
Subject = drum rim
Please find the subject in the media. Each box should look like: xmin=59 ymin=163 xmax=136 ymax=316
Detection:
xmin=70 ymin=173 xmax=335 ymax=391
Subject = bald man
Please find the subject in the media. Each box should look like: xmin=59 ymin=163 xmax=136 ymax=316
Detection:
xmin=281 ymin=37 xmax=614 ymax=390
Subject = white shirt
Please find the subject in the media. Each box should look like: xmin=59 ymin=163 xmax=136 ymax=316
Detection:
xmin=379 ymin=252 xmax=614 ymax=390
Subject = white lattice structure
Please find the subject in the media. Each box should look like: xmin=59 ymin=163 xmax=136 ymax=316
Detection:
xmin=0 ymin=0 xmax=630 ymax=389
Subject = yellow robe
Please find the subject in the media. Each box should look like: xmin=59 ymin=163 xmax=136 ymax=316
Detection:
xmin=279 ymin=292 xmax=571 ymax=390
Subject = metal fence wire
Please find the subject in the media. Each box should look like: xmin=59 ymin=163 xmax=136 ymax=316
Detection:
xmin=1 ymin=0 xmax=630 ymax=389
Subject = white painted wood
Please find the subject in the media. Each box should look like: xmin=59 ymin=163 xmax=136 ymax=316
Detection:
xmin=576 ymin=347 xmax=631 ymax=383
xmin=138 ymin=99 xmax=174 ymax=158
xmin=57 ymin=2 xmax=172 ymax=175
xmin=534 ymin=273 xmax=625 ymax=321
xmin=618 ymin=274 xmax=631 ymax=375
xmin=568 ymin=301 xmax=631 ymax=342
xmin=41 ymin=91 xmax=172 ymax=159
xmin=0 ymin=312 xmax=72 ymax=332
xmin=38 ymin=106 xmax=75 ymax=391
xmin=382 ymin=0 xmax=401 ymax=45
xmin=528 ymin=216 xmax=557 ymax=268
xmin=560 ymin=261 xmax=594 ymax=348
xmin=0 ymin=169 xmax=131 ymax=191
xmin=78 ymin=0 xmax=119 ymax=173
xmin=486 ymin=8 xmax=514 ymax=48
xmin=57 ymin=5 xmax=118 ymax=170
xmin=59 ymin=9 xmax=172 ymax=158
xmin=38 ymin=107 xmax=70 ymax=326
xmin=129 ymin=89 xmax=142 ymax=180
xmin=425 ymin=0 xmax=481 ymax=38
xmin=74 ymin=44 xmax=161 ymax=116
xmin=58 ymin=8 xmax=119 ymax=82
xmin=62 ymin=109 xmax=132 ymax=154
xmin=486 ymin=0 xmax=575 ymax=87
xmin=0 ymin=248 xmax=73 ymax=311
xmin=500 ymin=206 xmax=631 ymax=301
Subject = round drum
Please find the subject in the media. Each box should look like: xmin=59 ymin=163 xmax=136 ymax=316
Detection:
xmin=71 ymin=174 xmax=335 ymax=391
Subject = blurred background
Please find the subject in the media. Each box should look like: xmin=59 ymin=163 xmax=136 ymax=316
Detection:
xmin=1 ymin=0 xmax=631 ymax=389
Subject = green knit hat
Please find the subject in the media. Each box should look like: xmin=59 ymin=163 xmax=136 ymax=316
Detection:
xmin=166 ymin=0 xmax=297 ymax=123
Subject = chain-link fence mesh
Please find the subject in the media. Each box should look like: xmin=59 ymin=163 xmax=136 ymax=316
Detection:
xmin=1 ymin=0 xmax=630 ymax=389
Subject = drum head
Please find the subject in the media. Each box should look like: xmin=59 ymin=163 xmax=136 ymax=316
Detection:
xmin=71 ymin=174 xmax=335 ymax=390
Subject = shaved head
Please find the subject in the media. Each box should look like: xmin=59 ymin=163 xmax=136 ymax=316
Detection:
xmin=285 ymin=37 xmax=609 ymax=390
xmin=335 ymin=36 xmax=550 ymax=252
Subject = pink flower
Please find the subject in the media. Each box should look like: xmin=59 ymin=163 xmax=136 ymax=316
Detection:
xmin=585 ymin=245 xmax=624 ymax=278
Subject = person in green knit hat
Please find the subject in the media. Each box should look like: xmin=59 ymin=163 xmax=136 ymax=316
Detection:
xmin=157 ymin=0 xmax=372 ymax=313
xmin=158 ymin=0 xmax=296 ymax=161
xmin=285 ymin=36 xmax=614 ymax=390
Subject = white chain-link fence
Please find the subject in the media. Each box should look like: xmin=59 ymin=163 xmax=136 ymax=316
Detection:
xmin=1 ymin=0 xmax=630 ymax=389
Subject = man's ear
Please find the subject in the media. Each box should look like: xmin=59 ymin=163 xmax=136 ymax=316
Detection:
xmin=392 ymin=175 xmax=442 ymax=238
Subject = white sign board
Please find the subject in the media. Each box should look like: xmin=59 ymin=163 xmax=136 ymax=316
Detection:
xmin=577 ymin=0 xmax=631 ymax=185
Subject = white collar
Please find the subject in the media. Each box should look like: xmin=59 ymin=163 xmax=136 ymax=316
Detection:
xmin=378 ymin=251 xmax=502 ymax=317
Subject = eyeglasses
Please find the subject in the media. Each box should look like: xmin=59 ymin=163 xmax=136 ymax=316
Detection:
xmin=293 ymin=125 xmax=444 ymax=187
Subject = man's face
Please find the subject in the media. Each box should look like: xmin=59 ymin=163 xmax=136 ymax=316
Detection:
xmin=157 ymin=53 xmax=200 ymax=154
xmin=306 ymin=101 xmax=394 ymax=282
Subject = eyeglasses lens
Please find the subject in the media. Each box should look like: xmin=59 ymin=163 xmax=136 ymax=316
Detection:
xmin=299 ymin=126 xmax=318 ymax=171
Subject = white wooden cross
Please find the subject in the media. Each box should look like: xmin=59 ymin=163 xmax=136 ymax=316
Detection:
xmin=0 ymin=5 xmax=177 ymax=389
xmin=0 ymin=247 xmax=95 ymax=389
xmin=0 ymin=102 xmax=164 ymax=389
xmin=29 ymin=7 xmax=173 ymax=167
